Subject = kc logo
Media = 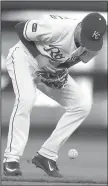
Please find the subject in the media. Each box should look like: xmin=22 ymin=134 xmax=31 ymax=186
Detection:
xmin=92 ymin=31 xmax=101 ymax=40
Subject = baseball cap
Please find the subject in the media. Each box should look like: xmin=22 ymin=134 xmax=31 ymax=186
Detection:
xmin=80 ymin=13 xmax=106 ymax=51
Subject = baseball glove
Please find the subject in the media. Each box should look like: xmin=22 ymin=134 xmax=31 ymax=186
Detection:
xmin=37 ymin=68 xmax=68 ymax=89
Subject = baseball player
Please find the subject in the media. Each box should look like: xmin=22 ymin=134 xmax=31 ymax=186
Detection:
xmin=3 ymin=13 xmax=106 ymax=177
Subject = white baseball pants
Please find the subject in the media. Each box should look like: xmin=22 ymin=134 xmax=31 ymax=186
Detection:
xmin=4 ymin=41 xmax=92 ymax=162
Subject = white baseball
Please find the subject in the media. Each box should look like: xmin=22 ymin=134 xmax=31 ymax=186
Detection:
xmin=68 ymin=149 xmax=78 ymax=159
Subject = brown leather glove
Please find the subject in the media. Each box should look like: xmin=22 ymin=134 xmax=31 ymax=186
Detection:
xmin=37 ymin=68 xmax=68 ymax=89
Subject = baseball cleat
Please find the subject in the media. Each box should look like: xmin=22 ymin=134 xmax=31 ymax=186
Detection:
xmin=32 ymin=153 xmax=62 ymax=178
xmin=3 ymin=161 xmax=22 ymax=176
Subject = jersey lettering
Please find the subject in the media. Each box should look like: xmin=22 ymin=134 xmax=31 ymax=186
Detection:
xmin=44 ymin=45 xmax=65 ymax=60
xmin=50 ymin=15 xmax=70 ymax=20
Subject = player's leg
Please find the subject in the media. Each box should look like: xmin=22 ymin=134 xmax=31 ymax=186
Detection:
xmin=3 ymin=46 xmax=36 ymax=165
xmin=36 ymin=74 xmax=92 ymax=161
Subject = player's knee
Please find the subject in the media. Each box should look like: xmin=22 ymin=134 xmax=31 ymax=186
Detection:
xmin=24 ymin=93 xmax=36 ymax=106
xmin=80 ymin=100 xmax=92 ymax=116
xmin=19 ymin=92 xmax=36 ymax=109
xmin=66 ymin=97 xmax=92 ymax=117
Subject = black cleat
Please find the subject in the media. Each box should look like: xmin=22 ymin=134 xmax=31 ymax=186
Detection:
xmin=32 ymin=153 xmax=62 ymax=178
xmin=3 ymin=161 xmax=22 ymax=176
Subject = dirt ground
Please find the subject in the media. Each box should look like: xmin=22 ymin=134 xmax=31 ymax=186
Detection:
xmin=1 ymin=128 xmax=107 ymax=186
xmin=1 ymin=91 xmax=107 ymax=185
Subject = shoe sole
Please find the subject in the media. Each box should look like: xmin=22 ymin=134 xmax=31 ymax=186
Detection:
xmin=32 ymin=158 xmax=62 ymax=178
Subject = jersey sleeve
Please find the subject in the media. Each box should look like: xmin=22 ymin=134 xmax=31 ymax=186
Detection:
xmin=23 ymin=14 xmax=72 ymax=43
xmin=23 ymin=17 xmax=53 ymax=42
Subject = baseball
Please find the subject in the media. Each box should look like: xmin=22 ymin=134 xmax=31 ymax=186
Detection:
xmin=68 ymin=149 xmax=78 ymax=159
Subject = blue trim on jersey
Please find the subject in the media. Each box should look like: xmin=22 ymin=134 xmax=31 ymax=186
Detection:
xmin=25 ymin=21 xmax=31 ymax=41
xmin=9 ymin=47 xmax=20 ymax=152
xmin=15 ymin=21 xmax=40 ymax=58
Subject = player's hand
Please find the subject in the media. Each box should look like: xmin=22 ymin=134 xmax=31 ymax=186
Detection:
xmin=36 ymin=55 xmax=56 ymax=73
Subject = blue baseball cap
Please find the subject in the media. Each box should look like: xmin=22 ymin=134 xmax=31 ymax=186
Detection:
xmin=81 ymin=13 xmax=106 ymax=51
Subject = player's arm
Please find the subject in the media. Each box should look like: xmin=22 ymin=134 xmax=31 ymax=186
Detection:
xmin=58 ymin=47 xmax=99 ymax=69
xmin=15 ymin=21 xmax=40 ymax=58
xmin=58 ymin=57 xmax=81 ymax=68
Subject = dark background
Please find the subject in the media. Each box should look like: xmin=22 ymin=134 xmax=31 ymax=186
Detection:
xmin=1 ymin=1 xmax=107 ymax=11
